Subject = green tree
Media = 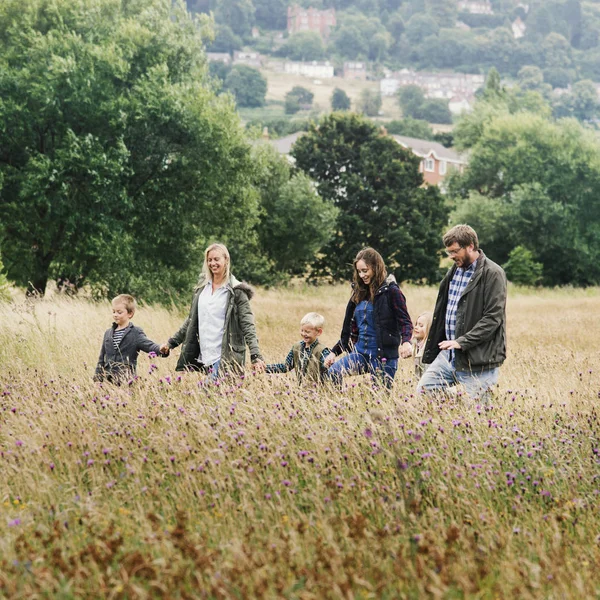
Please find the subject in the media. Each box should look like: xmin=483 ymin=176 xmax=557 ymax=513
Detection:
xmin=209 ymin=24 xmax=243 ymax=53
xmin=0 ymin=0 xmax=258 ymax=297
xmin=405 ymin=13 xmax=439 ymax=45
xmin=397 ymin=84 xmax=426 ymax=118
xmin=357 ymin=89 xmax=382 ymax=117
xmin=291 ymin=113 xmax=449 ymax=282
xmin=450 ymin=113 xmax=600 ymax=286
xmin=224 ymin=65 xmax=267 ymax=107
xmin=253 ymin=0 xmax=288 ymax=30
xmin=419 ymin=99 xmax=452 ymax=124
xmin=553 ymin=79 xmax=600 ymax=121
xmin=284 ymin=86 xmax=314 ymax=114
xmin=251 ymin=144 xmax=338 ymax=278
xmin=425 ymin=0 xmax=457 ymax=27
xmin=385 ymin=118 xmax=434 ymax=139
xmin=214 ymin=0 xmax=255 ymax=37
xmin=331 ymin=88 xmax=351 ymax=111
xmin=0 ymin=252 xmax=11 ymax=302
xmin=282 ymin=31 xmax=326 ymax=61
xmin=502 ymin=246 xmax=543 ymax=286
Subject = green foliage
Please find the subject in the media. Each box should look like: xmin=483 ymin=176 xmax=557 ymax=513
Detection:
xmin=385 ymin=118 xmax=434 ymax=139
xmin=397 ymin=85 xmax=451 ymax=123
xmin=450 ymin=109 xmax=600 ymax=286
xmin=214 ymin=0 xmax=255 ymax=37
xmin=224 ymin=65 xmax=267 ymax=107
xmin=284 ymin=95 xmax=300 ymax=115
xmin=284 ymin=86 xmax=313 ymax=115
xmin=251 ymin=144 xmax=338 ymax=280
xmin=0 ymin=0 xmax=259 ymax=299
xmin=553 ymin=79 xmax=600 ymax=120
xmin=331 ymin=88 xmax=351 ymax=111
xmin=0 ymin=253 xmax=11 ymax=302
xmin=209 ymin=24 xmax=243 ymax=53
xmin=280 ymin=31 xmax=326 ymax=61
xmin=253 ymin=0 xmax=287 ymax=30
xmin=245 ymin=118 xmax=309 ymax=137
xmin=291 ymin=112 xmax=449 ymax=282
xmin=356 ymin=89 xmax=382 ymax=117
xmin=502 ymin=246 xmax=543 ymax=286
xmin=331 ymin=13 xmax=391 ymax=61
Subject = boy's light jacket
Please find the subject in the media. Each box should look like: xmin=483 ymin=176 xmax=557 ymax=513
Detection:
xmin=168 ymin=274 xmax=262 ymax=372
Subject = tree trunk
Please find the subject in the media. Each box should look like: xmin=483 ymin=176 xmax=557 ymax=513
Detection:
xmin=26 ymin=253 xmax=53 ymax=297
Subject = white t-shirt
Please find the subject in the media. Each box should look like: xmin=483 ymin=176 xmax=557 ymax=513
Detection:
xmin=197 ymin=283 xmax=229 ymax=366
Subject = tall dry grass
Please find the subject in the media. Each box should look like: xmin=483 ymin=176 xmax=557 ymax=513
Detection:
xmin=0 ymin=284 xmax=599 ymax=598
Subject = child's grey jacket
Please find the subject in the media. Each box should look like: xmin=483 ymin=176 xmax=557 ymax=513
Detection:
xmin=94 ymin=323 xmax=161 ymax=382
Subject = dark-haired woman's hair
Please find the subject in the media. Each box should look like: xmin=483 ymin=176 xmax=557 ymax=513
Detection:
xmin=351 ymin=247 xmax=387 ymax=304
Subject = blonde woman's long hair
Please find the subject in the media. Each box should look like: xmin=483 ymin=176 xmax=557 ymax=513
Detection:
xmin=201 ymin=243 xmax=231 ymax=283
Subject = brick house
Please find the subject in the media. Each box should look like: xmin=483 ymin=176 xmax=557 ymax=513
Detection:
xmin=343 ymin=61 xmax=367 ymax=80
xmin=264 ymin=131 xmax=467 ymax=187
xmin=392 ymin=135 xmax=467 ymax=187
xmin=287 ymin=5 xmax=336 ymax=39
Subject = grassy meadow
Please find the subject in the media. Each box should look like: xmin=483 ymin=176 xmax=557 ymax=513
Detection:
xmin=0 ymin=283 xmax=599 ymax=598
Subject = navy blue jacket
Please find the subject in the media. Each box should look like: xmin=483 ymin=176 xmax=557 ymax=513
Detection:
xmin=94 ymin=323 xmax=161 ymax=383
xmin=331 ymin=276 xmax=412 ymax=361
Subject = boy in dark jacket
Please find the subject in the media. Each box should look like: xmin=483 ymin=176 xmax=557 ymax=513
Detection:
xmin=94 ymin=294 xmax=167 ymax=384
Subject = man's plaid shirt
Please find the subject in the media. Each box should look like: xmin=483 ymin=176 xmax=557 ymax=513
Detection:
xmin=445 ymin=259 xmax=477 ymax=364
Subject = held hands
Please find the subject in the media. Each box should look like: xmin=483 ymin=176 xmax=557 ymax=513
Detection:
xmin=324 ymin=353 xmax=336 ymax=368
xmin=438 ymin=340 xmax=462 ymax=351
xmin=253 ymin=358 xmax=266 ymax=373
xmin=399 ymin=341 xmax=413 ymax=359
xmin=159 ymin=343 xmax=170 ymax=356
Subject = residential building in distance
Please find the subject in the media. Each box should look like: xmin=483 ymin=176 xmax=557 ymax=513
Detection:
xmin=233 ymin=51 xmax=262 ymax=68
xmin=448 ymin=94 xmax=475 ymax=115
xmin=343 ymin=61 xmax=367 ymax=80
xmin=512 ymin=16 xmax=527 ymax=39
xmin=284 ymin=60 xmax=334 ymax=79
xmin=392 ymin=135 xmax=467 ymax=187
xmin=265 ymin=130 xmax=467 ymax=187
xmin=287 ymin=5 xmax=336 ymax=39
xmin=380 ymin=69 xmax=484 ymax=99
xmin=457 ymin=0 xmax=494 ymax=14
xmin=206 ymin=52 xmax=231 ymax=64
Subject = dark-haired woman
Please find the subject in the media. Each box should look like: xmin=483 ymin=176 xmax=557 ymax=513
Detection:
xmin=325 ymin=247 xmax=413 ymax=388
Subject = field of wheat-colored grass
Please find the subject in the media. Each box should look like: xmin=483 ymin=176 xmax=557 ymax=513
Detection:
xmin=0 ymin=284 xmax=599 ymax=598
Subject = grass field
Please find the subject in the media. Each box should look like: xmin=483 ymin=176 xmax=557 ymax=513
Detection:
xmin=0 ymin=283 xmax=599 ymax=598
xmin=261 ymin=66 xmax=404 ymax=122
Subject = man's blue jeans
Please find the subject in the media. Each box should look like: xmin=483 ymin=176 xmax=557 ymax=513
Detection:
xmin=329 ymin=352 xmax=398 ymax=389
xmin=416 ymin=350 xmax=499 ymax=401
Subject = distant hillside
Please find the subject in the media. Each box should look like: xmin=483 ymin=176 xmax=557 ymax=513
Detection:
xmin=188 ymin=0 xmax=600 ymax=85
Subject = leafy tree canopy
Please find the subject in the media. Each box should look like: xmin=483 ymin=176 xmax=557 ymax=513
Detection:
xmin=0 ymin=0 xmax=258 ymax=299
xmin=291 ymin=112 xmax=449 ymax=282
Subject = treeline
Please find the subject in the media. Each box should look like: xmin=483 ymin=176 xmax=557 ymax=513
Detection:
xmin=0 ymin=0 xmax=446 ymax=301
xmin=193 ymin=0 xmax=600 ymax=88
xmin=2 ymin=0 xmax=600 ymax=301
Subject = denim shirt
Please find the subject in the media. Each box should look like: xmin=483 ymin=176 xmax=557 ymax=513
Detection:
xmin=354 ymin=301 xmax=379 ymax=357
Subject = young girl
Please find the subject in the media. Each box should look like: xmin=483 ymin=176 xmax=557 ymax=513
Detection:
xmin=412 ymin=311 xmax=433 ymax=378
xmin=324 ymin=247 xmax=413 ymax=389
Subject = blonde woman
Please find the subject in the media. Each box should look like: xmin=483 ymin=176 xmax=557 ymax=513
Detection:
xmin=161 ymin=243 xmax=265 ymax=377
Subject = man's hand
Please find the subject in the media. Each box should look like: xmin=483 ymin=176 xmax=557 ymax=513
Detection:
xmin=439 ymin=340 xmax=461 ymax=350
xmin=160 ymin=343 xmax=170 ymax=355
xmin=399 ymin=341 xmax=413 ymax=359
xmin=324 ymin=354 xmax=336 ymax=368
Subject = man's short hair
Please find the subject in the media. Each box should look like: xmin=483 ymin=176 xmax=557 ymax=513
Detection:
xmin=443 ymin=224 xmax=479 ymax=251
xmin=301 ymin=312 xmax=325 ymax=329
xmin=112 ymin=294 xmax=136 ymax=315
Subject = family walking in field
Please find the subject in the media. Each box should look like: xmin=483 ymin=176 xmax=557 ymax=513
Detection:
xmin=94 ymin=225 xmax=507 ymax=401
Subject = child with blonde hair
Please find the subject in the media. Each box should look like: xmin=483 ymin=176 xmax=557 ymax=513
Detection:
xmin=412 ymin=311 xmax=433 ymax=378
xmin=266 ymin=312 xmax=331 ymax=384
xmin=94 ymin=294 xmax=166 ymax=384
